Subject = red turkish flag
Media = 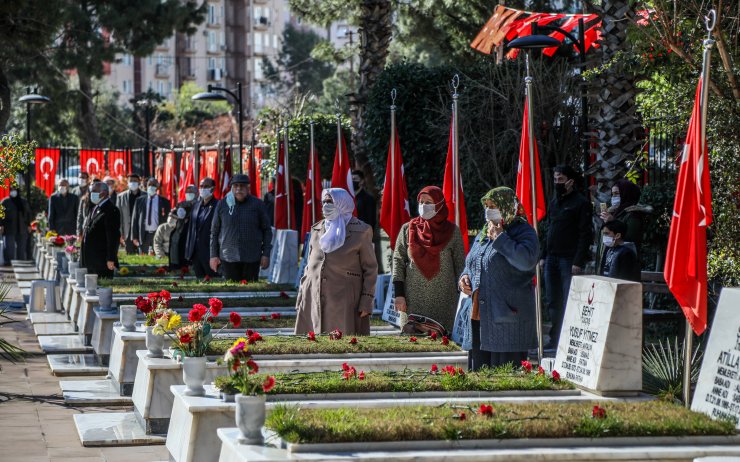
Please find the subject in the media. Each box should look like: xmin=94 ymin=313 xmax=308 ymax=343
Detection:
xmin=442 ymin=120 xmax=469 ymax=251
xmin=664 ymin=78 xmax=712 ymax=336
xmin=220 ymin=147 xmax=233 ymax=198
xmin=274 ymin=140 xmax=295 ymax=230
xmin=162 ymin=152 xmax=177 ymax=207
xmin=379 ymin=127 xmax=410 ymax=250
xmin=108 ymin=150 xmax=129 ymax=180
xmin=35 ymin=148 xmax=60 ymax=197
xmin=300 ymin=142 xmax=322 ymax=243
xmin=242 ymin=147 xmax=261 ymax=196
xmin=80 ymin=149 xmax=105 ymax=178
xmin=515 ymin=96 xmax=546 ymax=225
xmin=178 ymin=150 xmax=195 ymax=203
xmin=200 ymin=149 xmax=221 ymax=198
xmin=331 ymin=128 xmax=354 ymax=197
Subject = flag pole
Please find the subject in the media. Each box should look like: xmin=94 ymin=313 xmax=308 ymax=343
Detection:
xmin=335 ymin=100 xmax=344 ymax=183
xmin=309 ymin=119 xmax=316 ymax=225
xmin=682 ymin=9 xmax=715 ymax=409
xmin=525 ymin=53 xmax=545 ymax=365
xmin=451 ymin=75 xmax=460 ymax=227
xmin=390 ymin=88 xmax=397 ymax=207
xmin=283 ymin=118 xmax=291 ymax=230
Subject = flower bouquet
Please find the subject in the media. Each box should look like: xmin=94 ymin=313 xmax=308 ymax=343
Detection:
xmin=135 ymin=290 xmax=178 ymax=358
xmin=64 ymin=236 xmax=80 ymax=261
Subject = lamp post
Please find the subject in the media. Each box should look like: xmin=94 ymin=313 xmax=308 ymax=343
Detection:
xmin=136 ymin=97 xmax=157 ymax=176
xmin=18 ymin=88 xmax=51 ymax=199
xmin=192 ymin=82 xmax=243 ymax=174
xmin=508 ymin=33 xmax=560 ymax=365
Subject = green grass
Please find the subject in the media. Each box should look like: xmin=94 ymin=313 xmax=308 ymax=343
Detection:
xmin=117 ymin=253 xmax=168 ymax=266
xmin=100 ymin=278 xmax=294 ymax=294
xmin=211 ymin=316 xmax=389 ymax=330
xmin=266 ymin=400 xmax=736 ymax=444
xmin=208 ymin=334 xmax=461 ymax=355
xmin=168 ymin=297 xmax=296 ymax=309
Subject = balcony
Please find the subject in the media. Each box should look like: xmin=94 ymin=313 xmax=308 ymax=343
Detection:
xmin=253 ymin=16 xmax=270 ymax=30
xmin=155 ymin=64 xmax=170 ymax=77
xmin=207 ymin=68 xmax=224 ymax=82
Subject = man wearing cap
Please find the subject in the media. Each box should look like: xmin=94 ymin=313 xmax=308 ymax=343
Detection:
xmin=210 ymin=174 xmax=271 ymax=282
xmin=185 ymin=177 xmax=219 ymax=278
xmin=131 ymin=177 xmax=171 ymax=254
xmin=116 ymin=173 xmax=143 ymax=254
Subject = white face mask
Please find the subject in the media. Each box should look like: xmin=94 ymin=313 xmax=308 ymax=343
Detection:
xmin=200 ymin=188 xmax=213 ymax=199
xmin=322 ymin=203 xmax=338 ymax=220
xmin=9 ymin=190 xmax=18 ymax=198
xmin=167 ymin=217 xmax=177 ymax=226
xmin=59 ymin=186 xmax=68 ymax=195
xmin=185 ymin=193 xmax=196 ymax=202
xmin=611 ymin=196 xmax=621 ymax=207
xmin=90 ymin=192 xmax=102 ymax=204
xmin=418 ymin=203 xmax=437 ymax=220
xmin=176 ymin=207 xmax=187 ymax=219
xmin=147 ymin=186 xmax=157 ymax=196
xmin=602 ymin=235 xmax=615 ymax=247
xmin=485 ymin=208 xmax=502 ymax=224
xmin=79 ymin=179 xmax=88 ymax=187
xmin=129 ymin=182 xmax=139 ymax=191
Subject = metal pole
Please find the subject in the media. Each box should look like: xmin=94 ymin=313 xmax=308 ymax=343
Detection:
xmin=525 ymin=53 xmax=545 ymax=365
xmin=283 ymin=119 xmax=291 ymax=230
xmin=451 ymin=75 xmax=460 ymax=227
xmin=578 ymin=18 xmax=590 ymax=176
xmin=237 ymin=82 xmax=244 ymax=175
xmin=250 ymin=129 xmax=256 ymax=195
xmin=309 ymin=119 xmax=316 ymax=225
xmin=25 ymin=101 xmax=32 ymax=198
xmin=336 ymin=106 xmax=344 ymax=185
xmin=683 ymin=9 xmax=715 ymax=409
xmin=390 ymin=89 xmax=397 ymax=203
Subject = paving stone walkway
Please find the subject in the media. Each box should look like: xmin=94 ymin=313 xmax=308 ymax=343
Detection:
xmin=0 ymin=267 xmax=168 ymax=462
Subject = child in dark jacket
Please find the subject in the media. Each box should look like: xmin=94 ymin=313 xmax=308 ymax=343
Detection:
xmin=599 ymin=220 xmax=640 ymax=282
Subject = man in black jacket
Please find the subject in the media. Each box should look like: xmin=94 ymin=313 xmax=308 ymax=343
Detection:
xmin=0 ymin=187 xmax=32 ymax=262
xmin=48 ymin=179 xmax=79 ymax=236
xmin=185 ymin=177 xmax=219 ymax=278
xmin=352 ymin=170 xmax=376 ymax=229
xmin=116 ymin=173 xmax=143 ymax=254
xmin=131 ymin=178 xmax=171 ymax=254
xmin=80 ymin=182 xmax=120 ymax=278
xmin=540 ymin=165 xmax=592 ymax=350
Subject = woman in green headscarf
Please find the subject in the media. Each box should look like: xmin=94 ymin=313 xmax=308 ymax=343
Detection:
xmin=458 ymin=187 xmax=539 ymax=370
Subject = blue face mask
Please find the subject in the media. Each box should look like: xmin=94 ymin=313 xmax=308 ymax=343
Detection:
xmin=90 ymin=192 xmax=102 ymax=204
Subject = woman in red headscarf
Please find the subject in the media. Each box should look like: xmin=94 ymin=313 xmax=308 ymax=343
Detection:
xmin=392 ymin=186 xmax=466 ymax=332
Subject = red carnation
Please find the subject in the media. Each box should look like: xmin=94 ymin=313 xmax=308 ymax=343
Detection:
xmin=147 ymin=292 xmax=159 ymax=300
xmin=521 ymin=360 xmax=533 ymax=374
xmin=208 ymin=298 xmax=223 ymax=316
xmin=430 ymin=364 xmax=439 ymax=374
xmin=457 ymin=412 xmax=466 ymax=421
xmin=179 ymin=334 xmax=192 ymax=344
xmin=246 ymin=329 xmax=254 ymax=337
xmin=279 ymin=291 xmax=289 ymax=299
xmin=307 ymin=331 xmax=316 ymax=341
xmin=155 ymin=267 xmax=167 ymax=275
xmin=551 ymin=370 xmax=561 ymax=382
xmin=409 ymin=337 xmax=417 ymax=343
xmin=358 ymin=371 xmax=365 ymax=381
xmin=329 ymin=328 xmax=343 ymax=340
xmin=349 ymin=337 xmax=357 ymax=345
xmin=429 ymin=332 xmax=438 ymax=341
xmin=229 ymin=312 xmax=242 ymax=328
xmin=441 ymin=336 xmax=449 ymax=346
xmin=262 ymin=376 xmax=276 ymax=393
xmin=478 ymin=404 xmax=494 ymax=417
xmin=232 ymin=358 xmax=241 ymax=372
xmin=270 ymin=313 xmax=281 ymax=319
xmin=181 ymin=266 xmax=190 ymax=274
xmin=159 ymin=290 xmax=171 ymax=301
xmin=537 ymin=366 xmax=545 ymax=376
xmin=260 ymin=315 xmax=267 ymax=321
xmin=247 ymin=359 xmax=259 ymax=374
xmin=204 ymin=275 xmax=211 ymax=282
xmin=188 ymin=308 xmax=203 ymax=322
xmin=592 ymin=405 xmax=606 ymax=419
xmin=240 ymin=279 xmax=247 ymax=285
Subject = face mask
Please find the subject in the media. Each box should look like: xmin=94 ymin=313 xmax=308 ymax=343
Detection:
xmin=418 ymin=203 xmax=437 ymax=220
xmin=90 ymin=192 xmax=101 ymax=204
xmin=167 ymin=217 xmax=177 ymax=226
xmin=79 ymin=179 xmax=88 ymax=187
xmin=185 ymin=193 xmax=196 ymax=202
xmin=322 ymin=203 xmax=338 ymax=220
xmin=9 ymin=190 xmax=18 ymax=198
xmin=602 ymin=235 xmax=615 ymax=247
xmin=59 ymin=186 xmax=68 ymax=195
xmin=352 ymin=181 xmax=361 ymax=191
xmin=147 ymin=186 xmax=157 ymax=196
xmin=611 ymin=196 xmax=621 ymax=207
xmin=129 ymin=182 xmax=139 ymax=191
xmin=176 ymin=207 xmax=187 ymax=219
xmin=555 ymin=183 xmax=567 ymax=196
xmin=226 ymin=192 xmax=235 ymax=208
xmin=200 ymin=188 xmax=213 ymax=199
xmin=485 ymin=208 xmax=502 ymax=224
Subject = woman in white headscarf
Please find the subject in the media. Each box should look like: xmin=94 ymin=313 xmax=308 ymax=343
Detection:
xmin=294 ymin=188 xmax=378 ymax=335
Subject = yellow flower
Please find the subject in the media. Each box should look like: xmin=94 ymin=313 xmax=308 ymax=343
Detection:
xmin=232 ymin=338 xmax=247 ymax=348
xmin=119 ymin=267 xmax=130 ymax=275
xmin=45 ymin=231 xmax=58 ymax=239
xmin=152 ymin=325 xmax=165 ymax=335
xmin=167 ymin=314 xmax=182 ymax=331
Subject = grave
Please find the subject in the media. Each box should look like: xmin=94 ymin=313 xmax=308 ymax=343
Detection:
xmin=90 ymin=308 xmax=121 ymax=365
xmin=554 ymin=275 xmax=642 ymax=395
xmin=47 ymin=353 xmax=108 ymax=376
xmin=692 ymin=287 xmax=740 ymax=428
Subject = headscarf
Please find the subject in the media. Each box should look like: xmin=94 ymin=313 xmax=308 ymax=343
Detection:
xmin=319 ymin=188 xmax=355 ymax=253
xmin=613 ymin=179 xmax=641 ymax=215
xmin=408 ymin=186 xmax=455 ymax=280
xmin=480 ymin=187 xmax=527 ymax=241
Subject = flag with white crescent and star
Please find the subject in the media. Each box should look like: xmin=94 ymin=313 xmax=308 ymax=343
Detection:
xmin=108 ymin=150 xmax=130 ymax=180
xmin=35 ymin=148 xmax=60 ymax=197
xmin=80 ymin=149 xmax=105 ymax=178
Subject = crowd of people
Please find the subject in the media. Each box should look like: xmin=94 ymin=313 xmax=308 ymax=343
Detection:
xmin=4 ymin=162 xmax=649 ymax=364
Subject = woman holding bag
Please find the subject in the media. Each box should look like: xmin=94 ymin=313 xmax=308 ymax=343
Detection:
xmin=392 ymin=186 xmax=466 ymax=332
xmin=458 ymin=187 xmax=539 ymax=371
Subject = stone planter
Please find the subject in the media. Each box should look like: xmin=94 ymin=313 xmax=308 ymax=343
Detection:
xmin=76 ymin=268 xmax=88 ymax=288
xmin=145 ymin=326 xmax=164 ymax=358
xmin=68 ymin=261 xmax=80 ymax=280
xmin=85 ymin=274 xmax=98 ymax=295
xmin=97 ymin=287 xmax=114 ymax=311
xmin=182 ymin=356 xmax=207 ymax=396
xmin=222 ymin=392 xmax=236 ymax=403
xmin=120 ymin=305 xmax=137 ymax=332
xmin=235 ymin=393 xmax=266 ymax=445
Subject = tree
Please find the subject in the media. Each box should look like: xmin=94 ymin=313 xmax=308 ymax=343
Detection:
xmin=0 ymin=133 xmax=36 ymax=217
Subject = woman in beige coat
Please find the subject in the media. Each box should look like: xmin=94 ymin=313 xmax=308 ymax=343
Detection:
xmin=294 ymin=188 xmax=378 ymax=335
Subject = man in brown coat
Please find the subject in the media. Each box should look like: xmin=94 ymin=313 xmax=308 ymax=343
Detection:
xmin=294 ymin=188 xmax=377 ymax=335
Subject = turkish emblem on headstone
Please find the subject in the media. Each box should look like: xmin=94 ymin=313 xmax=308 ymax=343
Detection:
xmin=80 ymin=149 xmax=105 ymax=178
xmin=35 ymin=148 xmax=60 ymax=197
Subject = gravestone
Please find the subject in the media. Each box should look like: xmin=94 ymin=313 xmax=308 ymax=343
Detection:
xmin=269 ymin=229 xmax=298 ymax=284
xmin=692 ymin=287 xmax=740 ymax=428
xmin=381 ymin=282 xmax=400 ymax=327
xmin=554 ymin=275 xmax=642 ymax=395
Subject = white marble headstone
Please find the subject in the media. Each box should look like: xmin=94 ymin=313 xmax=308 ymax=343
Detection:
xmin=554 ymin=275 xmax=642 ymax=394
xmin=270 ymin=229 xmax=298 ymax=284
xmin=692 ymin=287 xmax=740 ymax=428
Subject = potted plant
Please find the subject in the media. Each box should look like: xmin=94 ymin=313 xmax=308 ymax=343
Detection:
xmin=135 ymin=290 xmax=178 ymax=358
xmin=161 ymin=297 xmax=242 ymax=396
xmin=221 ymin=337 xmax=276 ymax=445
xmin=213 ymin=375 xmax=239 ymax=402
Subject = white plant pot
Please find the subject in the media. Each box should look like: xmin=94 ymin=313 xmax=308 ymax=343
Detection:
xmin=85 ymin=274 xmax=98 ymax=295
xmin=120 ymin=305 xmax=137 ymax=332
xmin=97 ymin=287 xmax=113 ymax=310
xmin=68 ymin=262 xmax=80 ymax=280
xmin=182 ymin=356 xmax=207 ymax=396
xmin=235 ymin=393 xmax=266 ymax=445
xmin=75 ymin=268 xmax=88 ymax=288
xmin=145 ymin=326 xmax=164 ymax=358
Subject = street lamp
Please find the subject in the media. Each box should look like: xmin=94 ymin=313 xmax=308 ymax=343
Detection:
xmin=18 ymin=87 xmax=51 ymax=199
xmin=192 ymin=82 xmax=243 ymax=174
xmin=136 ymin=97 xmax=157 ymax=176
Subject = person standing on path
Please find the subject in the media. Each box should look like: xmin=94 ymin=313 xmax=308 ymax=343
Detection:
xmin=0 ymin=186 xmax=32 ymax=262
xmin=131 ymin=178 xmax=171 ymax=254
xmin=185 ymin=177 xmax=219 ymax=278
xmin=116 ymin=173 xmax=143 ymax=254
xmin=48 ymin=179 xmax=79 ymax=236
xmin=80 ymin=182 xmax=120 ymax=278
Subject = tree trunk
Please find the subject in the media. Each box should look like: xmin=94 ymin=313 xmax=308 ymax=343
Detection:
xmin=349 ymin=0 xmax=392 ymax=194
xmin=0 ymin=66 xmax=11 ymax=132
xmin=77 ymin=70 xmax=102 ymax=147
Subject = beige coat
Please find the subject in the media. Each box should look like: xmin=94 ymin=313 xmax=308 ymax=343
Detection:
xmin=294 ymin=217 xmax=378 ymax=335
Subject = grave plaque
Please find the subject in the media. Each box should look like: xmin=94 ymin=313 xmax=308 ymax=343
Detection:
xmin=554 ymin=275 xmax=642 ymax=394
xmin=381 ymin=282 xmax=400 ymax=327
xmin=692 ymin=288 xmax=740 ymax=428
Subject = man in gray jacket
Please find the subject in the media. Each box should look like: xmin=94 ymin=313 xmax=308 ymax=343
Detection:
xmin=210 ymin=174 xmax=272 ymax=282
xmin=116 ymin=173 xmax=143 ymax=253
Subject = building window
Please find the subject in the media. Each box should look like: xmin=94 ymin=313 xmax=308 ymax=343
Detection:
xmin=254 ymin=32 xmax=263 ymax=54
xmin=254 ymin=59 xmax=264 ymax=80
xmin=208 ymin=31 xmax=217 ymax=52
xmin=253 ymin=6 xmax=261 ymax=20
xmin=272 ymin=34 xmax=278 ymax=49
xmin=208 ymin=57 xmax=216 ymax=71
xmin=122 ymin=54 xmax=132 ymax=66
xmin=157 ymin=81 xmax=164 ymax=96
xmin=208 ymin=4 xmax=217 ymax=24
xmin=122 ymin=80 xmax=132 ymax=94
